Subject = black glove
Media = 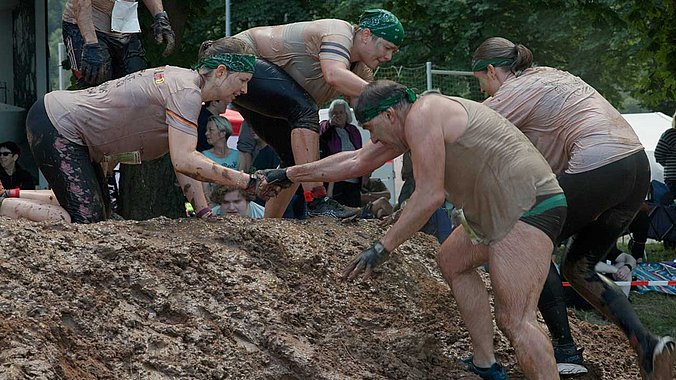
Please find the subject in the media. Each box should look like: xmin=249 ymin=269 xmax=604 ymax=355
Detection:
xmin=258 ymin=169 xmax=294 ymax=188
xmin=80 ymin=42 xmax=110 ymax=85
xmin=152 ymin=11 xmax=175 ymax=57
xmin=341 ymin=241 xmax=390 ymax=281
xmin=245 ymin=172 xmax=282 ymax=200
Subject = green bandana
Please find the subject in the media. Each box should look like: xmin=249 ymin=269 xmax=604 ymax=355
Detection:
xmin=471 ymin=58 xmax=514 ymax=72
xmin=359 ymin=9 xmax=404 ymax=46
xmin=193 ymin=53 xmax=256 ymax=73
xmin=356 ymin=87 xmax=416 ymax=124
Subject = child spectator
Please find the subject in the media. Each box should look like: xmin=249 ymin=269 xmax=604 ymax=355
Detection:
xmin=210 ymin=185 xmax=264 ymax=219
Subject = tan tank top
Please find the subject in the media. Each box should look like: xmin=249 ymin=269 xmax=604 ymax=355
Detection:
xmin=483 ymin=67 xmax=643 ymax=175
xmin=44 ymin=66 xmax=203 ymax=163
xmin=441 ymin=96 xmax=562 ymax=243
xmin=63 ymin=0 xmax=120 ymax=34
xmin=234 ymin=19 xmax=373 ymax=105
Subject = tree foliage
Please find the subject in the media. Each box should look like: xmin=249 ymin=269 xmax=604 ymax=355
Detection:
xmin=48 ymin=0 xmax=675 ymax=113
xmin=620 ymin=1 xmax=676 ymax=113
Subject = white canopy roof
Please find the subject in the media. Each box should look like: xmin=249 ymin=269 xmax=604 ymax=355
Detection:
xmin=622 ymin=112 xmax=673 ymax=182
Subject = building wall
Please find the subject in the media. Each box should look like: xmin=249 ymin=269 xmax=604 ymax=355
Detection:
xmin=13 ymin=1 xmax=37 ymax=110
xmin=0 ymin=11 xmax=14 ymax=105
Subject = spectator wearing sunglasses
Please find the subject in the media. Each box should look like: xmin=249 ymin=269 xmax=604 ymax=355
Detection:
xmin=0 ymin=141 xmax=35 ymax=190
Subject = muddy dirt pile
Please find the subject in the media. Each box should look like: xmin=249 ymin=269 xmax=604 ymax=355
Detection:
xmin=0 ymin=216 xmax=644 ymax=379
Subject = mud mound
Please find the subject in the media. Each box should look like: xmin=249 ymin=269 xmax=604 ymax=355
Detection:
xmin=0 ymin=217 xmax=644 ymax=379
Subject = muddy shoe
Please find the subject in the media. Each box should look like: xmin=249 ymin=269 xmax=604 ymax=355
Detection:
xmin=640 ymin=336 xmax=676 ymax=380
xmin=554 ymin=344 xmax=588 ymax=376
xmin=462 ymin=356 xmax=509 ymax=380
xmin=307 ymin=196 xmax=359 ymax=218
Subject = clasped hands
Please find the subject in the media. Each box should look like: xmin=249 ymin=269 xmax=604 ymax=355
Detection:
xmin=245 ymin=168 xmax=294 ymax=200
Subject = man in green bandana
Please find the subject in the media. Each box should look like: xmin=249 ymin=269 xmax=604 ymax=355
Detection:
xmin=258 ymin=80 xmax=568 ymax=379
xmin=232 ymin=9 xmax=404 ymax=219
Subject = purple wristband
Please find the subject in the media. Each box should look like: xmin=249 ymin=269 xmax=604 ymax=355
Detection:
xmin=196 ymin=207 xmax=212 ymax=218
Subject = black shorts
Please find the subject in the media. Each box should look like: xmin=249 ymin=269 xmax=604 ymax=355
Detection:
xmin=519 ymin=192 xmax=568 ymax=244
xmin=233 ymin=58 xmax=319 ymax=167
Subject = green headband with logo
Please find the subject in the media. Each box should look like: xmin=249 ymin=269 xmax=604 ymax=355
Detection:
xmin=471 ymin=57 xmax=514 ymax=72
xmin=356 ymin=87 xmax=416 ymax=124
xmin=193 ymin=53 xmax=256 ymax=73
xmin=359 ymin=9 xmax=405 ymax=46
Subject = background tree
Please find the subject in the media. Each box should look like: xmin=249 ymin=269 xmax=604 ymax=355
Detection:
xmin=620 ymin=1 xmax=676 ymax=114
xmin=46 ymin=0 xmax=676 ymax=220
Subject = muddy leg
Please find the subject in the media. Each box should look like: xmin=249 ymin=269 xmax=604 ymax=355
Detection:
xmin=436 ymin=226 xmax=495 ymax=367
xmin=490 ymin=221 xmax=557 ymax=379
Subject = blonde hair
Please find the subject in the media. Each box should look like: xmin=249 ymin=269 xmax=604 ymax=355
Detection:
xmin=207 ymin=115 xmax=233 ymax=139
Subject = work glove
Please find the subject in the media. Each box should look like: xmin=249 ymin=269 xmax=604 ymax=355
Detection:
xmin=80 ymin=42 xmax=111 ymax=85
xmin=245 ymin=172 xmax=286 ymax=200
xmin=341 ymin=241 xmax=390 ymax=281
xmin=152 ymin=11 xmax=175 ymax=57
xmin=256 ymin=168 xmax=294 ymax=193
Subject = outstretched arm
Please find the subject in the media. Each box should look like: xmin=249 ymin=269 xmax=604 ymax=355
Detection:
xmin=378 ymin=108 xmax=447 ymax=252
xmin=168 ymin=127 xmax=251 ymax=192
xmin=342 ymin=99 xmax=456 ymax=281
xmin=286 ymin=141 xmax=403 ymax=184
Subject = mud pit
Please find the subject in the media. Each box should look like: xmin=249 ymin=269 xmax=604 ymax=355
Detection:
xmin=0 ymin=216 xmax=647 ymax=379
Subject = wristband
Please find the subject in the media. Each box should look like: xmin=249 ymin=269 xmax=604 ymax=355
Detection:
xmin=7 ymin=188 xmax=19 ymax=198
xmin=195 ymin=207 xmax=212 ymax=218
xmin=623 ymin=263 xmax=634 ymax=272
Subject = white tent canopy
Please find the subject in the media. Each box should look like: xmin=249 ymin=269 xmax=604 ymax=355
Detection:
xmin=622 ymin=112 xmax=674 ymax=182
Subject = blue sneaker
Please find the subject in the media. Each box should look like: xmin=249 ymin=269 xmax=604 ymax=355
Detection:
xmin=463 ymin=356 xmax=509 ymax=380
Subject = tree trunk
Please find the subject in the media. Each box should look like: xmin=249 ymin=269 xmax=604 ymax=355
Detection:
xmin=118 ymin=154 xmax=185 ymax=220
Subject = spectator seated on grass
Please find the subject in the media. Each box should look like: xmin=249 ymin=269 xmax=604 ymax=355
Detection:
xmin=210 ymin=184 xmax=264 ymax=219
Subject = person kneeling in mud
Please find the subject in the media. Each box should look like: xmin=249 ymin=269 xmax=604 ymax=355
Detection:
xmin=25 ymin=37 xmax=273 ymax=224
xmin=258 ymin=80 xmax=567 ymax=379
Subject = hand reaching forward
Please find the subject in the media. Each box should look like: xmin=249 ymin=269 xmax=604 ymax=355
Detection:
xmin=341 ymin=241 xmax=390 ymax=281
xmin=255 ymin=169 xmax=294 ymax=197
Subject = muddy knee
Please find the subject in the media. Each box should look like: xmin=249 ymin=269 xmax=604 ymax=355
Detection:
xmin=495 ymin=309 xmax=523 ymax=341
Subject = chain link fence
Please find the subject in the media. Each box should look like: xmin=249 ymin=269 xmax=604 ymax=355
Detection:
xmin=374 ymin=62 xmax=484 ymax=102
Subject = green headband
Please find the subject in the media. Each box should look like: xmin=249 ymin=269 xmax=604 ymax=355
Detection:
xmin=359 ymin=9 xmax=404 ymax=46
xmin=356 ymin=87 xmax=416 ymax=124
xmin=193 ymin=53 xmax=256 ymax=73
xmin=471 ymin=57 xmax=514 ymax=72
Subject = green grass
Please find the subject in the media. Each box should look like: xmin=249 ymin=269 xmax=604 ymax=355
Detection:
xmin=570 ymin=242 xmax=676 ymax=337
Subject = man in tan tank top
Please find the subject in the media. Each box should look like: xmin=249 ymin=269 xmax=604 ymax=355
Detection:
xmin=62 ymin=0 xmax=175 ymax=87
xmin=257 ymin=80 xmax=567 ymax=379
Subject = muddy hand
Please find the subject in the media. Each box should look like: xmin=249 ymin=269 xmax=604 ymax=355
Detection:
xmin=379 ymin=200 xmax=406 ymax=227
xmin=80 ymin=42 xmax=110 ymax=85
xmin=341 ymin=241 xmax=390 ymax=281
xmin=256 ymin=169 xmax=294 ymax=195
xmin=245 ymin=172 xmax=280 ymax=200
xmin=152 ymin=11 xmax=175 ymax=57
